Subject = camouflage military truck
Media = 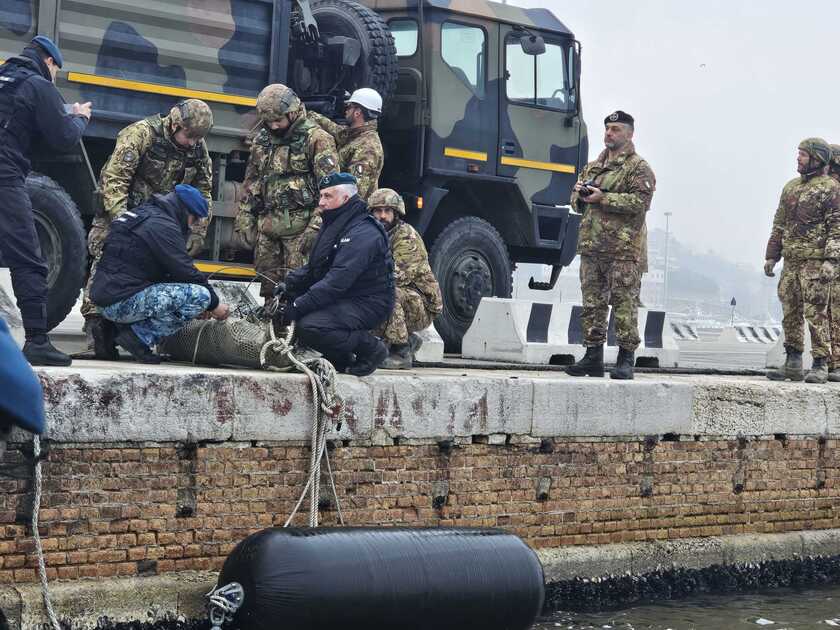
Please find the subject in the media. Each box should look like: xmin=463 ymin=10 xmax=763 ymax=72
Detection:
xmin=1 ymin=0 xmax=585 ymax=350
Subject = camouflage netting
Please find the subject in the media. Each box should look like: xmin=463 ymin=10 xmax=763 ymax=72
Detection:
xmin=160 ymin=317 xmax=293 ymax=370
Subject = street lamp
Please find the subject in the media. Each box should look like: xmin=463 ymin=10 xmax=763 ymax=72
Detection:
xmin=663 ymin=211 xmax=672 ymax=311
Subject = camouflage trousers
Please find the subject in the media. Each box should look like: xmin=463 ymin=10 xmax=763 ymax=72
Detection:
xmin=100 ymin=283 xmax=211 ymax=347
xmin=81 ymin=215 xmax=111 ymax=319
xmin=831 ymin=278 xmax=840 ymax=369
xmin=579 ymin=256 xmax=641 ymax=351
xmin=254 ymin=215 xmax=320 ymax=297
xmin=376 ymin=286 xmax=432 ymax=345
xmin=779 ymin=259 xmax=830 ymax=359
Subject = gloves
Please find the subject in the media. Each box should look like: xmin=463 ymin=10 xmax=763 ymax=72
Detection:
xmin=283 ymin=299 xmax=299 ymax=322
xmin=186 ymin=233 xmax=205 ymax=257
xmin=764 ymin=259 xmax=776 ymax=277
xmin=821 ymin=259 xmax=837 ymax=282
xmin=273 ymin=282 xmax=287 ymax=298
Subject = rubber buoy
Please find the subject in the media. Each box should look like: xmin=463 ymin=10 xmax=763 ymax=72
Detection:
xmin=215 ymin=527 xmax=545 ymax=630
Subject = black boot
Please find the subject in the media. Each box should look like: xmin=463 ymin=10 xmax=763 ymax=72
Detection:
xmin=22 ymin=334 xmax=72 ymax=367
xmin=766 ymin=348 xmax=804 ymax=381
xmin=89 ymin=316 xmax=119 ymax=361
xmin=347 ymin=339 xmax=388 ymax=377
xmin=382 ymin=343 xmax=412 ymax=370
xmin=114 ymin=325 xmax=161 ymax=364
xmin=610 ymin=348 xmax=635 ymax=380
xmin=408 ymin=332 xmax=423 ymax=356
xmin=805 ymin=357 xmax=828 ymax=384
xmin=566 ymin=345 xmax=604 ymax=377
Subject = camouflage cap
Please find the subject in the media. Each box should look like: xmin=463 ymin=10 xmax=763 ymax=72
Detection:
xmin=368 ymin=188 xmax=405 ymax=216
xmin=256 ymin=84 xmax=302 ymax=122
xmin=831 ymin=144 xmax=840 ymax=169
xmin=169 ymin=99 xmax=213 ymax=136
xmin=798 ymin=137 xmax=832 ymax=167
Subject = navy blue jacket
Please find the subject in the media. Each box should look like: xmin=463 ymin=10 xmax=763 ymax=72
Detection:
xmin=90 ymin=193 xmax=219 ymax=309
xmin=0 ymin=317 xmax=45 ymax=434
xmin=0 ymin=49 xmax=88 ymax=182
xmin=287 ymin=195 xmax=394 ymax=317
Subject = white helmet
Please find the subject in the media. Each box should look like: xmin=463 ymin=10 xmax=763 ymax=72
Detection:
xmin=347 ymin=88 xmax=382 ymax=114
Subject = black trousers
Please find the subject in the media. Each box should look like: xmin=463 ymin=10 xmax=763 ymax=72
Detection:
xmin=296 ymin=295 xmax=392 ymax=366
xmin=0 ymin=182 xmax=48 ymax=332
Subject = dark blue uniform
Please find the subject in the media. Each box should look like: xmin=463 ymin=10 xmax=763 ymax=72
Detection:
xmin=0 ymin=48 xmax=87 ymax=334
xmin=286 ymin=195 xmax=394 ymax=369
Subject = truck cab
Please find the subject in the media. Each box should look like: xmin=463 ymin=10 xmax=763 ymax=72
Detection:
xmin=0 ymin=0 xmax=585 ymax=350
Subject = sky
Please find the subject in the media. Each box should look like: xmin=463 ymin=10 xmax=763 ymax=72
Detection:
xmin=509 ymin=0 xmax=840 ymax=267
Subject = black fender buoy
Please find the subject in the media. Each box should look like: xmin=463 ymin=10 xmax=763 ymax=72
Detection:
xmin=215 ymin=527 xmax=545 ymax=630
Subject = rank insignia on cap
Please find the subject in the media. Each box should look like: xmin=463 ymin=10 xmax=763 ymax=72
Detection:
xmin=609 ymin=112 xmax=619 ymax=122
xmin=604 ymin=110 xmax=635 ymax=127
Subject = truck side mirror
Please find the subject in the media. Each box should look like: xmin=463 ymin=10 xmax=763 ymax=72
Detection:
xmin=520 ymin=34 xmax=545 ymax=56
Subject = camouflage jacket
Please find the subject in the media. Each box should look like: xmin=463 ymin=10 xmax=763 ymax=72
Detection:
xmin=765 ymin=173 xmax=840 ymax=262
xmin=239 ymin=117 xmax=338 ymax=236
xmin=572 ymin=142 xmax=655 ymax=262
xmin=99 ymin=114 xmax=212 ymax=238
xmin=309 ymin=112 xmax=383 ymax=201
xmin=389 ymin=220 xmax=443 ymax=315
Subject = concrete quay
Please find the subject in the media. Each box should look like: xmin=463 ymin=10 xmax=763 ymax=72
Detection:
xmin=23 ymin=361 xmax=840 ymax=442
xmin=4 ymin=362 xmax=840 ymax=627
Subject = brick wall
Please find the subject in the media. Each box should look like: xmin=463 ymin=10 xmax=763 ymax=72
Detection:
xmin=2 ymin=435 xmax=838 ymax=583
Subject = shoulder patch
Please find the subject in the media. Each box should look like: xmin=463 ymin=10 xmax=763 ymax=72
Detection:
xmin=122 ymin=150 xmax=138 ymax=165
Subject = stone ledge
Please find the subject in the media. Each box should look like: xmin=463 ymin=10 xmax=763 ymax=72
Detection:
xmin=17 ymin=363 xmax=840 ymax=443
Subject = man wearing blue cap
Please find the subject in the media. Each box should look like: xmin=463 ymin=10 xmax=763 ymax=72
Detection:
xmin=283 ymin=173 xmax=394 ymax=377
xmin=0 ymin=35 xmax=91 ymax=366
xmin=90 ymin=184 xmax=230 ymax=363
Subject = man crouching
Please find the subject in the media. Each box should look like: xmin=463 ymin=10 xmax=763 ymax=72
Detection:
xmin=90 ymin=184 xmax=230 ymax=363
xmin=283 ymin=173 xmax=394 ymax=376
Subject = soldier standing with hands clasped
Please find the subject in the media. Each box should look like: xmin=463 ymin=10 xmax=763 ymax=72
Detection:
xmin=566 ymin=110 xmax=655 ymax=381
xmin=765 ymin=138 xmax=840 ymax=384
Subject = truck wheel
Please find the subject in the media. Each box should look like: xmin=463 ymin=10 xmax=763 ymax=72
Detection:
xmin=429 ymin=217 xmax=513 ymax=352
xmin=310 ymin=0 xmax=399 ymax=103
xmin=27 ymin=173 xmax=86 ymax=331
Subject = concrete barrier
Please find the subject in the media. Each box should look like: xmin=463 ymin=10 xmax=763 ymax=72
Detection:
xmin=676 ymin=325 xmax=781 ymax=371
xmin=462 ymin=298 xmax=679 ymax=367
xmin=413 ymin=324 xmax=444 ymax=363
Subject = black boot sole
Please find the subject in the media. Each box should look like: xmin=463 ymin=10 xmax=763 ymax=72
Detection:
xmin=347 ymin=343 xmax=388 ymax=377
xmin=565 ymin=366 xmax=605 ymax=377
xmin=114 ymin=329 xmax=161 ymax=365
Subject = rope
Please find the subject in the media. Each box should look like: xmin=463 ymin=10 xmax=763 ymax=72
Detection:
xmin=32 ymin=435 xmax=61 ymax=630
xmin=259 ymin=318 xmax=345 ymax=528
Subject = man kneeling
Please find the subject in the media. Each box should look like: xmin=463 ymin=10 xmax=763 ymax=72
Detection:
xmin=90 ymin=184 xmax=230 ymax=363
xmin=284 ymin=173 xmax=394 ymax=376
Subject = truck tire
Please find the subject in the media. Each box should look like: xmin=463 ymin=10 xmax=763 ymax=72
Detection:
xmin=429 ymin=217 xmax=513 ymax=352
xmin=27 ymin=173 xmax=86 ymax=331
xmin=310 ymin=0 xmax=399 ymax=104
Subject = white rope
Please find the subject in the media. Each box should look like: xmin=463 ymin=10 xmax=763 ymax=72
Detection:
xmin=260 ymin=318 xmax=345 ymax=528
xmin=32 ymin=435 xmax=62 ymax=630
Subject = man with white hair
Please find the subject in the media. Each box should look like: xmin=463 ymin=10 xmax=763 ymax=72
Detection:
xmin=282 ymin=173 xmax=394 ymax=376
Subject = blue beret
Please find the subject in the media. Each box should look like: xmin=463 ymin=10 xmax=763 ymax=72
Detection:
xmin=0 ymin=318 xmax=45 ymax=435
xmin=31 ymin=35 xmax=63 ymax=69
xmin=319 ymin=172 xmax=357 ymax=190
xmin=175 ymin=184 xmax=209 ymax=218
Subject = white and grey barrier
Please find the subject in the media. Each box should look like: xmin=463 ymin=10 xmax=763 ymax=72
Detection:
xmin=675 ymin=325 xmax=782 ymax=371
xmin=461 ymin=298 xmax=679 ymax=367
xmin=766 ymin=329 xmax=813 ymax=370
xmin=413 ymin=324 xmax=444 ymax=363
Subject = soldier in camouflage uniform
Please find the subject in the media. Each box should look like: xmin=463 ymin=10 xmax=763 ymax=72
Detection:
xmin=234 ymin=84 xmax=339 ymax=297
xmin=308 ymin=88 xmax=384 ymax=201
xmin=765 ymin=138 xmax=840 ymax=384
xmin=82 ymin=99 xmax=214 ymax=357
xmin=826 ymin=144 xmax=840 ymax=382
xmin=369 ymin=188 xmax=442 ymax=369
xmin=566 ymin=111 xmax=655 ymax=380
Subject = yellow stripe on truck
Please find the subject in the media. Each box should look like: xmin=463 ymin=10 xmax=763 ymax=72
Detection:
xmin=500 ymin=156 xmax=576 ymax=174
xmin=444 ymin=147 xmax=488 ymax=162
xmin=195 ymin=262 xmax=257 ymax=278
xmin=67 ymin=71 xmax=258 ymax=107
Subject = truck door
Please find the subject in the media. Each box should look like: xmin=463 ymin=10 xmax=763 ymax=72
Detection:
xmin=426 ymin=15 xmax=499 ymax=176
xmin=497 ymin=26 xmax=582 ymax=206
